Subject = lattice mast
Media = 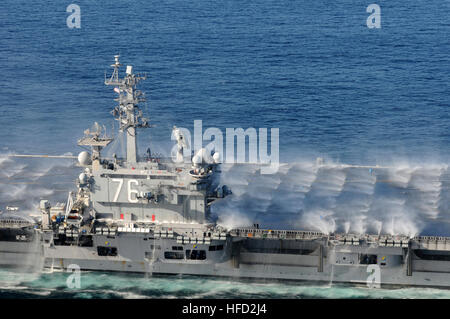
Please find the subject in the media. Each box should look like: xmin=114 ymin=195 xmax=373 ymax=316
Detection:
xmin=105 ymin=55 xmax=149 ymax=163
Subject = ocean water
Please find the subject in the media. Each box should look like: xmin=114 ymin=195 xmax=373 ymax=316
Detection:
xmin=2 ymin=269 xmax=450 ymax=299
xmin=0 ymin=0 xmax=449 ymax=298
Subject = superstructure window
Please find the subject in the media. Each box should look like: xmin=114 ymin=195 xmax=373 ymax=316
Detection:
xmin=97 ymin=246 xmax=118 ymax=256
xmin=186 ymin=250 xmax=206 ymax=260
xmin=172 ymin=246 xmax=183 ymax=251
xmin=164 ymin=251 xmax=184 ymax=260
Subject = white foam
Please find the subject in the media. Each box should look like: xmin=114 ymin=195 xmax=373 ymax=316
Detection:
xmin=214 ymin=160 xmax=450 ymax=236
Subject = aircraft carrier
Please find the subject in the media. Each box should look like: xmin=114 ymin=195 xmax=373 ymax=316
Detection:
xmin=1 ymin=56 xmax=450 ymax=288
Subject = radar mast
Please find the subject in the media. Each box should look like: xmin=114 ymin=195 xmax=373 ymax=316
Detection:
xmin=105 ymin=55 xmax=149 ymax=163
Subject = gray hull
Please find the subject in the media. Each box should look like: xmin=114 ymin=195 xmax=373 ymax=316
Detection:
xmin=2 ymin=228 xmax=450 ymax=289
xmin=0 ymin=240 xmax=43 ymax=272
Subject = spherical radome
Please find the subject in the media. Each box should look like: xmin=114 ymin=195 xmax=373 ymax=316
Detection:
xmin=78 ymin=151 xmax=91 ymax=166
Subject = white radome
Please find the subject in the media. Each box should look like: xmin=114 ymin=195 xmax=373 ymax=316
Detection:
xmin=213 ymin=152 xmax=221 ymax=163
xmin=194 ymin=148 xmax=214 ymax=164
xmin=78 ymin=173 xmax=88 ymax=184
xmin=78 ymin=151 xmax=91 ymax=166
xmin=192 ymin=155 xmax=202 ymax=166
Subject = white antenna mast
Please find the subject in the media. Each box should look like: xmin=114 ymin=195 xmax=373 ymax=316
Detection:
xmin=105 ymin=55 xmax=149 ymax=163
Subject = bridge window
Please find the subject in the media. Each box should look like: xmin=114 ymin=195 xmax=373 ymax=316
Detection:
xmin=97 ymin=246 xmax=118 ymax=256
xmin=186 ymin=250 xmax=206 ymax=260
xmin=360 ymin=254 xmax=377 ymax=264
xmin=172 ymin=246 xmax=183 ymax=251
xmin=164 ymin=251 xmax=184 ymax=260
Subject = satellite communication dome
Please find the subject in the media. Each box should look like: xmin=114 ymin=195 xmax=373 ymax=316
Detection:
xmin=193 ymin=148 xmax=214 ymax=164
xmin=192 ymin=155 xmax=202 ymax=166
xmin=78 ymin=151 xmax=91 ymax=166
xmin=78 ymin=173 xmax=88 ymax=184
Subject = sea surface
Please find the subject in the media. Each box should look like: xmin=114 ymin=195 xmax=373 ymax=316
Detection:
xmin=0 ymin=0 xmax=449 ymax=298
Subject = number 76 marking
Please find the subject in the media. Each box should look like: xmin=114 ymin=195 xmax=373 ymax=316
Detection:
xmin=111 ymin=178 xmax=140 ymax=203
xmin=111 ymin=179 xmax=123 ymax=202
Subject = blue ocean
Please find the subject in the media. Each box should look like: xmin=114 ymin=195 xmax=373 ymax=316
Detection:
xmin=0 ymin=0 xmax=449 ymax=298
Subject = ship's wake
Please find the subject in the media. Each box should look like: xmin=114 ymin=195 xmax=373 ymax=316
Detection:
xmin=1 ymin=270 xmax=450 ymax=299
